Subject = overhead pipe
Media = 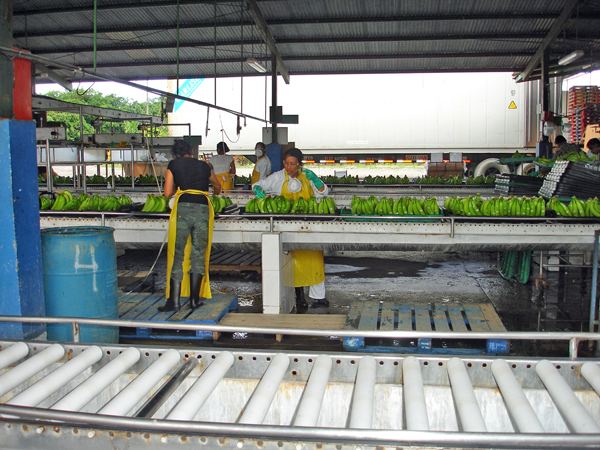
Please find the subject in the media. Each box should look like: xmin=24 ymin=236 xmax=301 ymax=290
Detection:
xmin=349 ymin=356 xmax=376 ymax=429
xmin=0 ymin=342 xmax=29 ymax=371
xmin=98 ymin=349 xmax=180 ymax=416
xmin=51 ymin=347 xmax=141 ymax=412
xmin=0 ymin=344 xmax=65 ymax=397
xmin=167 ymin=351 xmax=234 ymax=421
xmin=581 ymin=362 xmax=600 ymax=396
xmin=491 ymin=360 xmax=544 ymax=433
xmin=293 ymin=355 xmax=332 ymax=427
xmin=238 ymin=353 xmax=290 ymax=425
xmin=402 ymin=356 xmax=429 ymax=431
xmin=7 ymin=346 xmax=103 ymax=407
xmin=536 ymin=360 xmax=600 ymax=433
xmin=447 ymin=357 xmax=487 ymax=432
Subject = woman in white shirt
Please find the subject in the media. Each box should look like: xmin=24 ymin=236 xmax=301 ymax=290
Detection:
xmin=251 ymin=142 xmax=272 ymax=184
xmin=209 ymin=142 xmax=236 ymax=192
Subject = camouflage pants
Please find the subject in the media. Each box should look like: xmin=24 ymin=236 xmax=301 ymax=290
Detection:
xmin=171 ymin=203 xmax=209 ymax=280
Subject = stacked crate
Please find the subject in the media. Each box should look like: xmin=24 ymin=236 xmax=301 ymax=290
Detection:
xmin=567 ymin=86 xmax=600 ymax=144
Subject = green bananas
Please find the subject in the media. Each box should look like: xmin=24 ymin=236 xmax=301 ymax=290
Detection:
xmin=443 ymin=195 xmax=547 ymax=217
xmin=141 ymin=194 xmax=169 ymax=212
xmin=41 ymin=191 xmax=132 ymax=211
xmin=349 ymin=196 xmax=441 ymax=216
xmin=245 ymin=196 xmax=337 ymax=214
xmin=209 ymin=195 xmax=233 ymax=213
xmin=546 ymin=196 xmax=600 ymax=217
xmin=557 ymin=151 xmax=593 ymax=162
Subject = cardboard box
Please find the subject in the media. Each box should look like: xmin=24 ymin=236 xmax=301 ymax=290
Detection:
xmin=427 ymin=162 xmax=464 ymax=178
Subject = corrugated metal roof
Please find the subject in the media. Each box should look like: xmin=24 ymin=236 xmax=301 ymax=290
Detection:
xmin=9 ymin=0 xmax=600 ymax=84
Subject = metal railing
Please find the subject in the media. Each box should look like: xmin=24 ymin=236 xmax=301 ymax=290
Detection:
xmin=1 ymin=315 xmax=599 ymax=360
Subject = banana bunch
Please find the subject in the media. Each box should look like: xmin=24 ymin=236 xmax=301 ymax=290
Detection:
xmin=42 ymin=191 xmax=130 ymax=211
xmin=536 ymin=157 xmax=555 ymax=165
xmin=546 ymin=196 xmax=600 ymax=217
xmin=350 ymin=196 xmax=440 ymax=216
xmin=466 ymin=175 xmax=496 ymax=185
xmin=136 ymin=175 xmax=162 ymax=184
xmin=245 ymin=195 xmax=337 ymax=214
xmin=444 ymin=195 xmax=547 ymax=217
xmin=322 ymin=175 xmax=361 ymax=185
xmin=557 ymin=151 xmax=593 ymax=162
xmin=49 ymin=190 xmax=76 ymax=211
xmin=86 ymin=174 xmax=107 ymax=184
xmin=141 ymin=194 xmax=169 ymax=212
xmin=39 ymin=195 xmax=54 ymax=210
xmin=210 ymin=195 xmax=233 ymax=213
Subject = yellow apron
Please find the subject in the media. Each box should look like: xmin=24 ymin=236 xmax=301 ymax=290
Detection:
xmin=251 ymin=156 xmax=267 ymax=184
xmin=282 ymin=170 xmax=326 ymax=287
xmin=165 ymin=189 xmax=214 ymax=299
xmin=217 ymin=172 xmax=233 ymax=192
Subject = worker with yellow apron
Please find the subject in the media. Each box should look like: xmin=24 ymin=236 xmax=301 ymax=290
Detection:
xmin=158 ymin=140 xmax=221 ymax=312
xmin=209 ymin=141 xmax=235 ymax=192
xmin=252 ymin=147 xmax=329 ymax=309
xmin=251 ymin=142 xmax=272 ymax=184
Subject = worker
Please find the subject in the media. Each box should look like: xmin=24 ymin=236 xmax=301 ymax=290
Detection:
xmin=158 ymin=140 xmax=221 ymax=312
xmin=554 ymin=135 xmax=581 ymax=158
xmin=208 ymin=142 xmax=236 ymax=192
xmin=587 ymin=138 xmax=600 ymax=160
xmin=251 ymin=142 xmax=271 ymax=184
xmin=252 ymin=147 xmax=329 ymax=310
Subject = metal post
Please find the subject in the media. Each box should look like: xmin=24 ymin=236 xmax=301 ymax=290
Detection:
xmin=271 ymin=53 xmax=277 ymax=143
xmin=589 ymin=231 xmax=599 ymax=333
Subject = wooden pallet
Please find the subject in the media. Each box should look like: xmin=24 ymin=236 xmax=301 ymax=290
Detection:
xmin=118 ymin=291 xmax=238 ymax=340
xmin=343 ymin=301 xmax=509 ymax=355
xmin=216 ymin=313 xmax=346 ymax=342
xmin=209 ymin=250 xmax=261 ymax=274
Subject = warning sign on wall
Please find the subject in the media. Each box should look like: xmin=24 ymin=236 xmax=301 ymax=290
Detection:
xmin=508 ymin=101 xmax=517 ymax=109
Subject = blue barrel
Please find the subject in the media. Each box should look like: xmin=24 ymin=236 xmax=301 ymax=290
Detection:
xmin=41 ymin=226 xmax=118 ymax=343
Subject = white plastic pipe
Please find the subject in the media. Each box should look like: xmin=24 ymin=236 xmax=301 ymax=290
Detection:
xmin=349 ymin=355 xmax=376 ymax=429
xmin=238 ymin=353 xmax=290 ymax=425
xmin=98 ymin=349 xmax=180 ymax=417
xmin=0 ymin=344 xmax=65 ymax=397
xmin=7 ymin=346 xmax=103 ymax=407
xmin=51 ymin=347 xmax=141 ymax=412
xmin=447 ymin=357 xmax=487 ymax=432
xmin=536 ymin=359 xmax=600 ymax=433
xmin=491 ymin=359 xmax=544 ymax=433
xmin=0 ymin=342 xmax=29 ymax=371
xmin=581 ymin=362 xmax=600 ymax=397
xmin=167 ymin=351 xmax=234 ymax=420
xmin=402 ymin=356 xmax=429 ymax=431
xmin=293 ymin=354 xmax=332 ymax=427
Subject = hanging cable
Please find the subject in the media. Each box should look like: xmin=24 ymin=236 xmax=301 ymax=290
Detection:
xmin=240 ymin=0 xmax=244 ymax=117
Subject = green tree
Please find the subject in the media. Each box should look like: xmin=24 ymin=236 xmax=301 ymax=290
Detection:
xmin=43 ymin=89 xmax=168 ymax=141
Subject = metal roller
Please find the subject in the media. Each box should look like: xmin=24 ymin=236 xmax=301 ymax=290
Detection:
xmin=293 ymin=354 xmax=332 ymax=427
xmin=447 ymin=357 xmax=487 ymax=432
xmin=535 ymin=360 xmax=600 ymax=433
xmin=581 ymin=362 xmax=600 ymax=397
xmin=167 ymin=351 xmax=235 ymax=421
xmin=7 ymin=346 xmax=103 ymax=407
xmin=0 ymin=344 xmax=65 ymax=397
xmin=238 ymin=353 xmax=290 ymax=425
xmin=402 ymin=356 xmax=429 ymax=431
xmin=0 ymin=342 xmax=29 ymax=371
xmin=51 ymin=347 xmax=141 ymax=412
xmin=491 ymin=359 xmax=544 ymax=433
xmin=349 ymin=355 xmax=376 ymax=429
xmin=98 ymin=349 xmax=180 ymax=416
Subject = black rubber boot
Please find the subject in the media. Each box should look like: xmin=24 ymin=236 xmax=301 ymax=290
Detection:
xmin=158 ymin=278 xmax=181 ymax=312
xmin=189 ymin=273 xmax=204 ymax=310
xmin=295 ymin=287 xmax=308 ymax=309
xmin=311 ymin=298 xmax=330 ymax=308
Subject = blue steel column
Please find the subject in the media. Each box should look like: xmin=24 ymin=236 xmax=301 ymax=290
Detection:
xmin=0 ymin=0 xmax=45 ymax=339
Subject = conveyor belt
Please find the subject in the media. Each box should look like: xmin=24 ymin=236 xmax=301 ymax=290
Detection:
xmin=40 ymin=211 xmax=600 ymax=251
xmin=0 ymin=340 xmax=599 ymax=449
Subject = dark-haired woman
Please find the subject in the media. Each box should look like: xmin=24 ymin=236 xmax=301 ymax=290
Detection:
xmin=252 ymin=147 xmax=329 ymax=310
xmin=208 ymin=141 xmax=236 ymax=192
xmin=158 ymin=140 xmax=221 ymax=312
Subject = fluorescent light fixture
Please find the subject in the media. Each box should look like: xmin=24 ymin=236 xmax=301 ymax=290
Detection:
xmin=246 ymin=58 xmax=267 ymax=73
xmin=558 ymin=50 xmax=584 ymax=66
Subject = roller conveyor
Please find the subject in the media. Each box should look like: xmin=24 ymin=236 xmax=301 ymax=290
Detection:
xmin=1 ymin=340 xmax=600 ymax=449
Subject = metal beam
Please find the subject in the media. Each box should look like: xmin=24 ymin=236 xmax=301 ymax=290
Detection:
xmin=0 ymin=0 xmax=13 ymax=118
xmin=515 ymin=0 xmax=580 ymax=82
xmin=34 ymin=64 xmax=73 ymax=91
xmin=244 ymin=0 xmax=290 ymax=84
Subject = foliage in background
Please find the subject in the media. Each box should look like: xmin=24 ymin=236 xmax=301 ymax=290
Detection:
xmin=43 ymin=89 xmax=168 ymax=141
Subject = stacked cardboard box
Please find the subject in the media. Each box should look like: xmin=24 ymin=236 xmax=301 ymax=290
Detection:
xmin=427 ymin=162 xmax=464 ymax=178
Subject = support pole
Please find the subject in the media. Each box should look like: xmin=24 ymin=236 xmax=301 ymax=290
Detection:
xmin=349 ymin=356 xmax=376 ymax=429
xmin=238 ymin=353 xmax=290 ymax=424
xmin=0 ymin=0 xmax=13 ymax=118
xmin=293 ymin=355 xmax=332 ymax=427
xmin=491 ymin=359 xmax=544 ymax=433
xmin=447 ymin=357 xmax=487 ymax=432
xmin=402 ymin=356 xmax=429 ymax=431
